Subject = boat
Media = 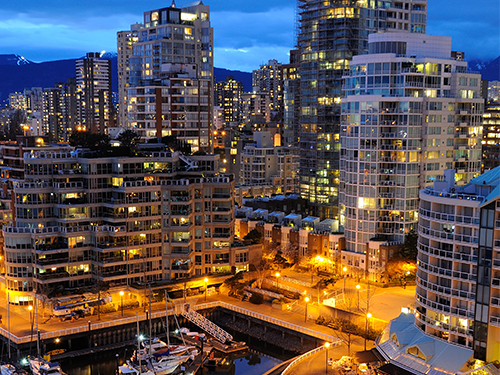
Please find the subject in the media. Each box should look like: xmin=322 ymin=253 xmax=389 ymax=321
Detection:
xmin=29 ymin=357 xmax=67 ymax=375
xmin=1 ymin=364 xmax=27 ymax=375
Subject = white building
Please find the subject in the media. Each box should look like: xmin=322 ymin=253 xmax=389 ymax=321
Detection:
xmin=126 ymin=1 xmax=213 ymax=149
xmin=375 ymin=168 xmax=500 ymax=373
xmin=340 ymin=32 xmax=484 ymax=256
xmin=240 ymin=131 xmax=298 ymax=194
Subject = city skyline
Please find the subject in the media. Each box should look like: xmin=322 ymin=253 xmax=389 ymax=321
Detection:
xmin=0 ymin=0 xmax=498 ymax=72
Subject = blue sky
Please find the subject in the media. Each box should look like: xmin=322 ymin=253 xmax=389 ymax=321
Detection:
xmin=0 ymin=0 xmax=498 ymax=71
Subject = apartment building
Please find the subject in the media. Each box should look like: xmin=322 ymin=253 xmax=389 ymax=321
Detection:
xmin=126 ymin=2 xmax=213 ymax=150
xmin=297 ymin=0 xmax=427 ymax=220
xmin=340 ymin=32 xmax=483 ymax=256
xmin=215 ymin=76 xmax=244 ymax=124
xmin=240 ymin=131 xmax=298 ymax=194
xmin=482 ymin=104 xmax=500 ymax=172
xmin=3 ymin=148 xmax=259 ymax=305
xmin=76 ymin=52 xmax=112 ymax=134
xmin=117 ymin=24 xmax=141 ymax=128
xmin=374 ymin=168 xmax=500 ymax=374
xmin=252 ymin=59 xmax=283 ymax=120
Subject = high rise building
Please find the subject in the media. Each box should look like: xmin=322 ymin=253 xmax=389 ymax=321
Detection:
xmin=374 ymin=168 xmax=500 ymax=373
xmin=215 ymin=76 xmax=243 ymax=124
xmin=42 ymin=79 xmax=77 ymax=141
xmin=76 ymin=52 xmax=112 ymax=134
xmin=297 ymin=0 xmax=427 ymax=220
xmin=252 ymin=59 xmax=283 ymax=121
xmin=241 ymin=92 xmax=271 ymax=124
xmin=126 ymin=1 xmax=213 ymax=150
xmin=117 ymin=24 xmax=141 ymax=128
xmin=283 ymin=49 xmax=300 ymax=148
xmin=340 ymin=32 xmax=483 ymax=255
xmin=3 ymin=148 xmax=259 ymax=304
xmin=482 ymin=104 xmax=500 ymax=172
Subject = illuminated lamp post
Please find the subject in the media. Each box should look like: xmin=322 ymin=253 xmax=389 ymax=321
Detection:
xmin=304 ymin=296 xmax=310 ymax=322
xmin=275 ymin=272 xmax=280 ymax=292
xmin=342 ymin=267 xmax=347 ymax=293
xmin=204 ymin=278 xmax=208 ymax=302
xmin=356 ymin=284 xmax=361 ymax=310
xmin=324 ymin=342 xmax=330 ymax=374
xmin=120 ymin=291 xmax=124 ymax=317
xmin=365 ymin=313 xmax=372 ymax=350
xmin=28 ymin=305 xmax=33 ymax=355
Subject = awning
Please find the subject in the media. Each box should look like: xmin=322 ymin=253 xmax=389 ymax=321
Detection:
xmin=354 ymin=349 xmax=384 ymax=364
xmin=376 ymin=363 xmax=416 ymax=375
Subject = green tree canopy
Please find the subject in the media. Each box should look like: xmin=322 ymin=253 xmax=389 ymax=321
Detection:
xmin=399 ymin=229 xmax=418 ymax=260
xmin=118 ymin=129 xmax=141 ymax=148
xmin=69 ymin=131 xmax=110 ymax=151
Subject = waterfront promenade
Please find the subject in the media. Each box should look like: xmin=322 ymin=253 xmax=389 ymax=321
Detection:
xmin=0 ymin=272 xmax=414 ymax=374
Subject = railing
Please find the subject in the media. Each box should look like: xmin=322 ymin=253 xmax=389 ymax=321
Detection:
xmin=281 ymin=340 xmax=342 ymax=375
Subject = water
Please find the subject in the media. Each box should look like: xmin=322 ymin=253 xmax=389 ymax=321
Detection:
xmin=59 ymin=332 xmax=295 ymax=375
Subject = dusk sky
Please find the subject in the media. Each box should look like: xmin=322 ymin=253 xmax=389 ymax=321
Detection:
xmin=0 ymin=0 xmax=498 ymax=72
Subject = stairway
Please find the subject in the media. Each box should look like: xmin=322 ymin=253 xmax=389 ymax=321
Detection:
xmin=181 ymin=306 xmax=233 ymax=344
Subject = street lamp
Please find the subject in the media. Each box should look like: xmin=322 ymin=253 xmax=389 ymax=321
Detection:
xmin=275 ymin=272 xmax=280 ymax=292
xmin=28 ymin=305 xmax=33 ymax=355
xmin=365 ymin=312 xmax=372 ymax=350
xmin=304 ymin=297 xmax=310 ymax=322
xmin=356 ymin=284 xmax=361 ymax=310
xmin=342 ymin=267 xmax=347 ymax=293
xmin=120 ymin=291 xmax=124 ymax=317
xmin=324 ymin=342 xmax=330 ymax=374
xmin=204 ymin=278 xmax=208 ymax=302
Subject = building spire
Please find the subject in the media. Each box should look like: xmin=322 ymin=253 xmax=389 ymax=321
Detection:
xmin=171 ymin=0 xmax=176 ymax=7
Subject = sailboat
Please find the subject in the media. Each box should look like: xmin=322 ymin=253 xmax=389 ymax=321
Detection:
xmin=28 ymin=357 xmax=67 ymax=375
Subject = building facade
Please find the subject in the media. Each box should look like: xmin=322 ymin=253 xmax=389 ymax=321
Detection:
xmin=415 ymin=168 xmax=500 ymax=364
xmin=252 ymin=59 xmax=283 ymax=121
xmin=3 ymin=149 xmax=258 ymax=304
xmin=340 ymin=33 xmax=483 ymax=255
xmin=117 ymin=24 xmax=141 ymax=128
xmin=76 ymin=52 xmax=112 ymax=134
xmin=297 ymin=0 xmax=427 ymax=220
xmin=215 ymin=76 xmax=243 ymax=124
xmin=126 ymin=1 xmax=213 ymax=150
xmin=482 ymin=104 xmax=500 ymax=172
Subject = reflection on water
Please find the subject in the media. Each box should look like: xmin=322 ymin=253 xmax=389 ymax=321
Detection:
xmin=60 ymin=330 xmax=297 ymax=375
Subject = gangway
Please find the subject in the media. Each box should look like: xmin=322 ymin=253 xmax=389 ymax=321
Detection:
xmin=181 ymin=305 xmax=233 ymax=344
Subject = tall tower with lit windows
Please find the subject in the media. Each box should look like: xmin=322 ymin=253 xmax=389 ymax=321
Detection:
xmin=125 ymin=1 xmax=214 ymax=151
xmin=297 ymin=0 xmax=427 ymax=220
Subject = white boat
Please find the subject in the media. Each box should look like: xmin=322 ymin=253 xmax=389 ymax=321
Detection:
xmin=0 ymin=364 xmax=25 ymax=375
xmin=29 ymin=357 xmax=67 ymax=375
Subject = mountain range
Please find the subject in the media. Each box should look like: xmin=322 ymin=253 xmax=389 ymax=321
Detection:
xmin=0 ymin=53 xmax=498 ymax=104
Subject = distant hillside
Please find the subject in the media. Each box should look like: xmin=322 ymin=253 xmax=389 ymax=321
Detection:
xmin=0 ymin=54 xmax=253 ymax=104
xmin=214 ymin=67 xmax=252 ymax=92
xmin=0 ymin=54 xmax=118 ymax=104
xmin=468 ymin=56 xmax=500 ymax=82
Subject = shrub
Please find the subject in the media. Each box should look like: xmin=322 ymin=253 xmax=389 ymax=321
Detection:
xmin=249 ymin=292 xmax=264 ymax=305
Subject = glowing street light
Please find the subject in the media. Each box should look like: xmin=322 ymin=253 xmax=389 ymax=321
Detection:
xmin=356 ymin=284 xmax=361 ymax=310
xmin=28 ymin=305 xmax=34 ymax=355
xmin=342 ymin=267 xmax=347 ymax=293
xmin=304 ymin=296 xmax=310 ymax=322
xmin=275 ymin=272 xmax=280 ymax=292
xmin=204 ymin=278 xmax=209 ymax=302
xmin=119 ymin=291 xmax=124 ymax=317
xmin=365 ymin=312 xmax=372 ymax=350
xmin=324 ymin=342 xmax=330 ymax=374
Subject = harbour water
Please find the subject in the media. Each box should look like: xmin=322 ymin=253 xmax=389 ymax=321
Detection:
xmin=59 ymin=331 xmax=296 ymax=375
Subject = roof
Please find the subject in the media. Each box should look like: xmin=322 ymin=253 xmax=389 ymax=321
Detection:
xmin=376 ymin=313 xmax=474 ymax=374
xmin=354 ymin=349 xmax=383 ymax=364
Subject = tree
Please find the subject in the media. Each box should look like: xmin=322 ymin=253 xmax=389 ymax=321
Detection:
xmin=118 ymin=129 xmax=140 ymax=148
xmin=399 ymin=229 xmax=418 ymax=260
xmin=69 ymin=131 xmax=110 ymax=151
xmin=91 ymin=280 xmax=109 ymax=320
xmin=243 ymin=229 xmax=262 ymax=244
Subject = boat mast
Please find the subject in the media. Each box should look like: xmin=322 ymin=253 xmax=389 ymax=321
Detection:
xmin=148 ymin=284 xmax=152 ymax=359
xmin=164 ymin=290 xmax=170 ymax=347
xmin=7 ymin=292 xmax=10 ymax=360
xmin=136 ymin=312 xmax=142 ymax=375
